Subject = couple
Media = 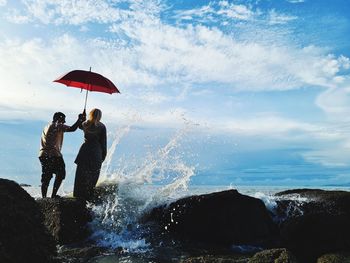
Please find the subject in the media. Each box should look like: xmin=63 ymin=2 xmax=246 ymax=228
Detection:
xmin=38 ymin=108 xmax=107 ymax=201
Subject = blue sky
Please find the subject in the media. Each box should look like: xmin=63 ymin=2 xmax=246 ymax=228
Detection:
xmin=1 ymin=0 xmax=350 ymax=187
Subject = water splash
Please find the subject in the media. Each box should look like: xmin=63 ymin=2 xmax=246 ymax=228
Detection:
xmin=99 ymin=125 xmax=131 ymax=182
xmin=250 ymin=191 xmax=310 ymax=223
xmin=273 ymin=193 xmax=309 ymax=220
xmin=88 ymin=119 xmax=197 ymax=250
xmin=253 ymin=192 xmax=278 ymax=212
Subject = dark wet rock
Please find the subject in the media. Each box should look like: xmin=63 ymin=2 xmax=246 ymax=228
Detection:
xmin=0 ymin=178 xmax=56 ymax=263
xmin=57 ymin=245 xmax=107 ymax=263
xmin=180 ymin=255 xmax=250 ymax=263
xmin=142 ymin=189 xmax=279 ymax=248
xmin=248 ymin=248 xmax=298 ymax=263
xmin=37 ymin=197 xmax=91 ymax=244
xmin=317 ymin=252 xmax=350 ymax=263
xmin=275 ymin=189 xmax=350 ymax=263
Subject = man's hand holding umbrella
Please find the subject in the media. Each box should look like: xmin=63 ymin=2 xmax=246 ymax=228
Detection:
xmin=78 ymin=112 xmax=86 ymax=123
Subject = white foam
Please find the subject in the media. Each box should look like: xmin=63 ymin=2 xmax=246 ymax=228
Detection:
xmin=252 ymin=192 xmax=278 ymax=211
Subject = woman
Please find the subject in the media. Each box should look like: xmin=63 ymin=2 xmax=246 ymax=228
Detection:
xmin=73 ymin=108 xmax=107 ymax=201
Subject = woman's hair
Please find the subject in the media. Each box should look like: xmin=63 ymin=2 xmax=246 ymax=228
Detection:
xmin=85 ymin=108 xmax=102 ymax=128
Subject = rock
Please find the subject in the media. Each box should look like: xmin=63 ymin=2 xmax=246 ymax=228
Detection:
xmin=57 ymin=245 xmax=107 ymax=263
xmin=142 ymin=189 xmax=278 ymax=247
xmin=317 ymin=253 xmax=350 ymax=263
xmin=248 ymin=248 xmax=298 ymax=263
xmin=275 ymin=189 xmax=350 ymax=263
xmin=37 ymin=197 xmax=91 ymax=244
xmin=0 ymin=178 xmax=56 ymax=263
xmin=180 ymin=255 xmax=249 ymax=263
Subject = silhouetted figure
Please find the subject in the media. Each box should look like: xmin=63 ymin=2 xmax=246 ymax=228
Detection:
xmin=39 ymin=112 xmax=85 ymax=198
xmin=73 ymin=108 xmax=107 ymax=201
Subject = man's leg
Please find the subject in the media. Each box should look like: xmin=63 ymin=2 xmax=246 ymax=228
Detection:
xmin=41 ymin=182 xmax=49 ymax=198
xmin=39 ymin=156 xmax=52 ymax=198
xmin=51 ymin=157 xmax=66 ymax=198
xmin=51 ymin=177 xmax=63 ymax=198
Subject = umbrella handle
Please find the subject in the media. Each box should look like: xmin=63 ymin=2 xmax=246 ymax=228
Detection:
xmin=84 ymin=67 xmax=91 ymax=113
xmin=83 ymin=89 xmax=89 ymax=113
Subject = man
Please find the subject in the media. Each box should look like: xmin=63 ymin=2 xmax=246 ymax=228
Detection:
xmin=39 ymin=112 xmax=85 ymax=198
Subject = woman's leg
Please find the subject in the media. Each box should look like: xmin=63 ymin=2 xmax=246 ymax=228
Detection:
xmin=86 ymin=168 xmax=101 ymax=201
xmin=73 ymin=164 xmax=88 ymax=200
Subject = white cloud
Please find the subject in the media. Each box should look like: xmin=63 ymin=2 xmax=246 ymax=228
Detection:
xmin=218 ymin=1 xmax=255 ymax=20
xmin=143 ymin=25 xmax=348 ymax=90
xmin=173 ymin=1 xmax=300 ymax=27
xmin=316 ymin=84 xmax=350 ymax=119
xmin=105 ymin=7 xmax=349 ymax=92
xmin=0 ymin=30 xmax=349 ymax=168
xmin=268 ymin=9 xmax=297 ymax=25
xmin=0 ymin=0 xmax=6 ymax=6
xmin=302 ymin=147 xmax=350 ymax=167
xmin=338 ymin=55 xmax=350 ymax=70
xmin=0 ymin=34 xmax=188 ymax=126
xmin=173 ymin=4 xmax=215 ymax=22
xmin=4 ymin=1 xmax=345 ymax=94
xmin=301 ymin=124 xmax=350 ymax=167
xmin=203 ymin=113 xmax=350 ymax=167
xmin=217 ymin=115 xmax=318 ymax=135
xmin=1 ymin=20 xmax=350 ymax=122
xmin=138 ymin=92 xmax=170 ymax=105
xmin=313 ymin=57 xmax=350 ymax=119
xmin=5 ymin=0 xmax=162 ymax=26
xmin=174 ymin=1 xmax=256 ymax=23
xmin=1 ymin=1 xmax=349 ymax=126
xmin=5 ymin=8 xmax=31 ymax=24
xmin=21 ymin=0 xmax=123 ymax=25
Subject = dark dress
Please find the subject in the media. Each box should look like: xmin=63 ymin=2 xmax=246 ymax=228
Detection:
xmin=73 ymin=121 xmax=107 ymax=200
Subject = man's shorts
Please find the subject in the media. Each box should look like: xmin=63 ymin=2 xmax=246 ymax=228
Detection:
xmin=39 ymin=156 xmax=66 ymax=183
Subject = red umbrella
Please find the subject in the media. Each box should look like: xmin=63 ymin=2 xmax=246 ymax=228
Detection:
xmin=54 ymin=68 xmax=120 ymax=112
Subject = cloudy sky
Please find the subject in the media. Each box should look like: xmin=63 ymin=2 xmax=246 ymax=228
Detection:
xmin=1 ymin=0 xmax=350 ymax=188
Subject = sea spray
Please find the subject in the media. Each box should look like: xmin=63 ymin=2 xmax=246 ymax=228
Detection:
xmin=127 ymin=124 xmax=193 ymax=186
xmin=99 ymin=125 xmax=131 ymax=183
xmin=252 ymin=192 xmax=278 ymax=212
xmin=249 ymin=191 xmax=310 ymax=223
xmin=88 ymin=121 xmax=197 ymax=250
xmin=271 ymin=193 xmax=309 ymax=221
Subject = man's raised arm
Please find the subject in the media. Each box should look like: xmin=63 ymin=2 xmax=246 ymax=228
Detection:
xmin=65 ymin=113 xmax=86 ymax=132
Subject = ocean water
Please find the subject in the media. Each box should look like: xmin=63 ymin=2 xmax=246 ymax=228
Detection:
xmin=23 ymin=125 xmax=350 ymax=262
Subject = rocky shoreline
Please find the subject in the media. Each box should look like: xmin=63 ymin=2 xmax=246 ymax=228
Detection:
xmin=1 ymin=178 xmax=350 ymax=263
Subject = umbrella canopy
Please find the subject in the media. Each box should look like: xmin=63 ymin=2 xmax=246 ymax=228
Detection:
xmin=54 ymin=69 xmax=120 ymax=94
xmin=54 ymin=69 xmax=120 ymax=111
